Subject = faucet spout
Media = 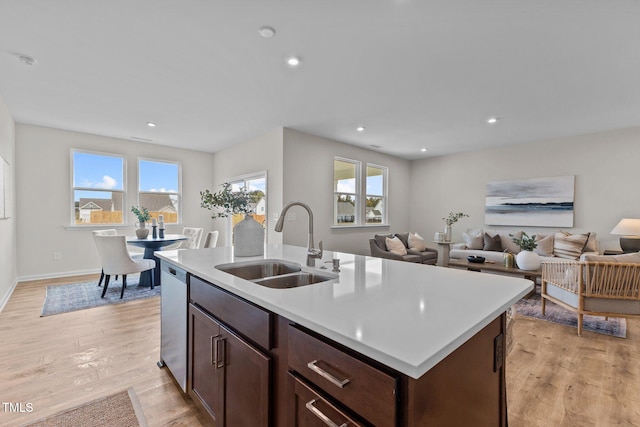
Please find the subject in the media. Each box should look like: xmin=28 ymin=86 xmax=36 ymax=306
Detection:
xmin=275 ymin=201 xmax=322 ymax=266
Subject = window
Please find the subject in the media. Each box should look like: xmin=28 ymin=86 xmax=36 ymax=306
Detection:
xmin=333 ymin=158 xmax=387 ymax=226
xmin=227 ymin=173 xmax=267 ymax=244
xmin=333 ymin=158 xmax=359 ymax=225
xmin=138 ymin=159 xmax=181 ymax=224
xmin=366 ymin=164 xmax=387 ymax=224
xmin=72 ymin=150 xmax=125 ymax=225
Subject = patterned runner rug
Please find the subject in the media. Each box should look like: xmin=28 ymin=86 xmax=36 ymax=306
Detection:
xmin=41 ymin=275 xmax=160 ymax=316
xmin=514 ymin=289 xmax=626 ymax=338
xmin=24 ymin=388 xmax=147 ymax=427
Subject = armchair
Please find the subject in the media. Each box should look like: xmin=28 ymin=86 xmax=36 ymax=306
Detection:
xmin=541 ymin=252 xmax=640 ymax=335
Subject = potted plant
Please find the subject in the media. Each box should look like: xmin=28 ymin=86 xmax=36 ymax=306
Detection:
xmin=200 ymin=183 xmax=264 ymax=256
xmin=510 ymin=232 xmax=540 ymax=270
xmin=131 ymin=206 xmax=151 ymax=239
xmin=441 ymin=212 xmax=469 ymax=242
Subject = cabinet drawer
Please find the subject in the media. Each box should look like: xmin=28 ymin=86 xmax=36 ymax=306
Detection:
xmin=190 ymin=275 xmax=272 ymax=350
xmin=288 ymin=325 xmax=398 ymax=426
xmin=290 ymin=373 xmax=365 ymax=427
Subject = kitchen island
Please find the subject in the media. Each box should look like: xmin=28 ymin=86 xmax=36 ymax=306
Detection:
xmin=157 ymin=244 xmax=533 ymax=426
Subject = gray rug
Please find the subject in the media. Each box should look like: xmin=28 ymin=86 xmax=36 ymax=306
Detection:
xmin=514 ymin=288 xmax=627 ymax=338
xmin=41 ymin=275 xmax=160 ymax=317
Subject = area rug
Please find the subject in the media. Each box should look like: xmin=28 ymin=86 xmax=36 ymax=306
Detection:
xmin=514 ymin=289 xmax=627 ymax=338
xmin=41 ymin=275 xmax=160 ymax=317
xmin=24 ymin=388 xmax=147 ymax=427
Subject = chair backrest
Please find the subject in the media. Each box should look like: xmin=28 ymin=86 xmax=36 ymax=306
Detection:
xmin=92 ymin=229 xmax=117 ymax=238
xmin=181 ymin=227 xmax=204 ymax=249
xmin=93 ymin=235 xmax=136 ymax=275
xmin=203 ymin=231 xmax=219 ymax=248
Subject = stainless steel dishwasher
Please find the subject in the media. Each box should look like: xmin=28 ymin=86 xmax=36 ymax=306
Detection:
xmin=158 ymin=261 xmax=187 ymax=392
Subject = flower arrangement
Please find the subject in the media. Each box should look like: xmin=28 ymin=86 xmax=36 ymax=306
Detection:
xmin=200 ymin=182 xmax=252 ymax=219
xmin=442 ymin=212 xmax=469 ymax=226
xmin=131 ymin=206 xmax=151 ymax=223
xmin=511 ymin=232 xmax=537 ymax=251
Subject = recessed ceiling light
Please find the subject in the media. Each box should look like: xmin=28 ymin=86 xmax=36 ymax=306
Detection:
xmin=286 ymin=56 xmax=301 ymax=67
xmin=258 ymin=26 xmax=276 ymax=38
xmin=487 ymin=117 xmax=499 ymax=124
xmin=421 ymin=148 xmax=428 ymax=152
xmin=147 ymin=122 xmax=156 ymax=127
xmin=356 ymin=126 xmax=365 ymax=132
xmin=18 ymin=55 xmax=37 ymax=66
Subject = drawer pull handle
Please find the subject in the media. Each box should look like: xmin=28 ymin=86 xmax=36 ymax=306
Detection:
xmin=307 ymin=360 xmax=350 ymax=388
xmin=305 ymin=399 xmax=347 ymax=427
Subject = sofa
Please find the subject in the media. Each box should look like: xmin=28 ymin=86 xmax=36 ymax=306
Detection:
xmin=449 ymin=229 xmax=599 ymax=264
xmin=369 ymin=232 xmax=438 ymax=265
xmin=541 ymin=251 xmax=640 ymax=335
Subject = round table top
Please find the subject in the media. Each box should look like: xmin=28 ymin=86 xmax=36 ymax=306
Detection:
xmin=127 ymin=234 xmax=187 ymax=248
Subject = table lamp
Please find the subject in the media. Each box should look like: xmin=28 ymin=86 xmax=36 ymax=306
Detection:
xmin=610 ymin=218 xmax=640 ymax=253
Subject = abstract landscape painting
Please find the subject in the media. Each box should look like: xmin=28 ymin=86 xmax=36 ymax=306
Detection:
xmin=485 ymin=176 xmax=575 ymax=227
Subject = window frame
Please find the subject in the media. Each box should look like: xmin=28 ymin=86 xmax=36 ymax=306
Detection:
xmin=70 ymin=149 xmax=126 ymax=226
xmin=333 ymin=157 xmax=361 ymax=226
xmin=365 ymin=163 xmax=388 ymax=225
xmin=137 ymin=157 xmax=183 ymax=225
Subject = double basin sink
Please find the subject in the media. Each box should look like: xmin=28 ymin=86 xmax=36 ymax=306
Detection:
xmin=215 ymin=259 xmax=335 ymax=289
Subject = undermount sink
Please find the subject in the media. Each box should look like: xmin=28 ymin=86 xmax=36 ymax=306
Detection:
xmin=215 ymin=259 xmax=335 ymax=288
xmin=253 ymin=272 xmax=335 ymax=289
xmin=215 ymin=259 xmax=302 ymax=280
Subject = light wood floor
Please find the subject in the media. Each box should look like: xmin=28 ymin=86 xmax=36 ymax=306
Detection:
xmin=1 ymin=275 xmax=639 ymax=426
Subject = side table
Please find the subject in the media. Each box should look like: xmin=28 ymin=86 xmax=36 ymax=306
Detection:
xmin=434 ymin=241 xmax=453 ymax=267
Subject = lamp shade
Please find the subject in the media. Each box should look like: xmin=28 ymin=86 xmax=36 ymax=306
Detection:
xmin=610 ymin=218 xmax=640 ymax=236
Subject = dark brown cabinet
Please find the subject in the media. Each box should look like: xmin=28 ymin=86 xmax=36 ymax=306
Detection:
xmin=189 ymin=303 xmax=270 ymax=426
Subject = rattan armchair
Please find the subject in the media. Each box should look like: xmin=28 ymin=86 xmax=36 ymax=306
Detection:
xmin=541 ymin=259 xmax=640 ymax=336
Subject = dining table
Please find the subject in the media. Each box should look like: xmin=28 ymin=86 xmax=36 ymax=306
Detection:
xmin=126 ymin=234 xmax=187 ymax=287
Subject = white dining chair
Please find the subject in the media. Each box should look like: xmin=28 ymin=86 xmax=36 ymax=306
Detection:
xmin=92 ymin=229 xmax=117 ymax=286
xmin=93 ymin=235 xmax=156 ymax=298
xmin=203 ymin=230 xmax=219 ymax=248
xmin=165 ymin=227 xmax=204 ymax=250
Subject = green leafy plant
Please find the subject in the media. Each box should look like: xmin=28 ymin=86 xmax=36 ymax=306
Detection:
xmin=442 ymin=212 xmax=469 ymax=226
xmin=200 ymin=182 xmax=253 ymax=219
xmin=131 ymin=205 xmax=151 ymax=223
xmin=511 ymin=232 xmax=537 ymax=251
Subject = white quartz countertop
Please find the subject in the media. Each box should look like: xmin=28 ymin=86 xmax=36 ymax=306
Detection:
xmin=156 ymin=244 xmax=533 ymax=379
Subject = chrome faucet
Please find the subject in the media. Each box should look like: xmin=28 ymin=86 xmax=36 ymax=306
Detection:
xmin=275 ymin=201 xmax=323 ymax=267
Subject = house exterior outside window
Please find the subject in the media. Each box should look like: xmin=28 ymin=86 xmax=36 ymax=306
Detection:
xmin=72 ymin=150 xmax=125 ymax=225
xmin=333 ymin=158 xmax=359 ymax=226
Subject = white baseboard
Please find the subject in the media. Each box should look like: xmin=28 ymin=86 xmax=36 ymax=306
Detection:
xmin=17 ymin=268 xmax=101 ymax=283
xmin=0 ymin=278 xmax=18 ymax=313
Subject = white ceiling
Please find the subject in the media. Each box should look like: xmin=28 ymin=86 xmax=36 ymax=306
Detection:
xmin=1 ymin=0 xmax=639 ymax=160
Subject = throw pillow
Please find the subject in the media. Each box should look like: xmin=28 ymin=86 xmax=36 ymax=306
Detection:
xmin=499 ymin=231 xmax=522 ymax=254
xmin=408 ymin=232 xmax=427 ymax=251
xmin=584 ymin=232 xmax=598 ymax=253
xmin=385 ymin=236 xmax=407 ymax=256
xmin=395 ymin=232 xmax=410 ymax=248
xmin=483 ymin=233 xmax=503 ymax=251
xmin=463 ymin=229 xmax=484 ymax=250
xmin=534 ymin=234 xmax=554 ymax=257
xmin=553 ymin=231 xmax=590 ymax=260
xmin=374 ymin=234 xmax=393 ymax=250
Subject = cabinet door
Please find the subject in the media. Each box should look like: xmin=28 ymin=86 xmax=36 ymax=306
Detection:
xmin=291 ymin=374 xmax=364 ymax=427
xmin=189 ymin=304 xmax=225 ymax=424
xmin=221 ymin=323 xmax=271 ymax=427
xmin=189 ymin=303 xmax=271 ymax=427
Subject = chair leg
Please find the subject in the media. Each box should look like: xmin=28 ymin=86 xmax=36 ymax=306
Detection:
xmin=101 ymin=275 xmax=111 ymax=298
xmin=98 ymin=270 xmax=104 ymax=287
xmin=541 ymin=296 xmax=546 ymax=315
xmin=578 ymin=314 xmax=583 ymax=336
xmin=150 ymin=270 xmax=154 ymax=290
xmin=121 ymin=275 xmax=127 ymax=299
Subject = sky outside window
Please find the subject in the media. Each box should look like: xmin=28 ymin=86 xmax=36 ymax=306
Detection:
xmin=73 ymin=152 xmax=123 ymax=200
xmin=139 ymin=160 xmax=179 ymax=192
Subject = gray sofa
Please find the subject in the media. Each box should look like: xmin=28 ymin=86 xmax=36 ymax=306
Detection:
xmin=369 ymin=233 xmax=438 ymax=265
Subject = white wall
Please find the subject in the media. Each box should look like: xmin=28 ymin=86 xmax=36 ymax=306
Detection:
xmin=211 ymin=128 xmax=284 ymax=247
xmin=16 ymin=124 xmax=215 ymax=279
xmin=282 ymin=128 xmax=411 ymax=256
xmin=0 ymin=93 xmax=16 ymax=310
xmin=409 ymin=126 xmax=640 ymax=252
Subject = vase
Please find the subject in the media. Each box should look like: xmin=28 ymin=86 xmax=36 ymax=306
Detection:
xmin=233 ymin=214 xmax=264 ymax=256
xmin=516 ymin=250 xmax=541 ymax=270
xmin=444 ymin=225 xmax=452 ymax=242
xmin=135 ymin=221 xmax=149 ymax=239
